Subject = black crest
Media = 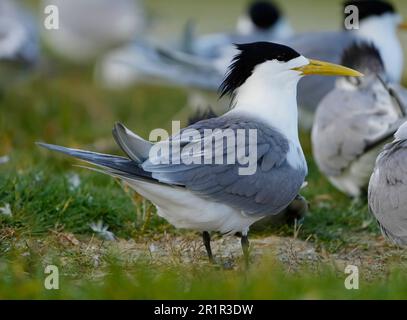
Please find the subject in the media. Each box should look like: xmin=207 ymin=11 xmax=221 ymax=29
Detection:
xmin=344 ymin=0 xmax=395 ymax=22
xmin=248 ymin=1 xmax=281 ymax=30
xmin=341 ymin=42 xmax=384 ymax=75
xmin=219 ymin=42 xmax=300 ymax=97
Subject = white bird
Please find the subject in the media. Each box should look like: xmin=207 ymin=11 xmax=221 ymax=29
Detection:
xmin=39 ymin=42 xmax=362 ymax=264
xmin=95 ymin=1 xmax=293 ymax=91
xmin=312 ymin=42 xmax=407 ymax=198
xmin=368 ymin=122 xmax=407 ymax=246
xmin=42 ymin=0 xmax=146 ymax=63
xmin=0 ymin=0 xmax=38 ymax=85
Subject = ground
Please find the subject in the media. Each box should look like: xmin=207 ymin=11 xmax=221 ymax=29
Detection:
xmin=2 ymin=0 xmax=407 ymax=299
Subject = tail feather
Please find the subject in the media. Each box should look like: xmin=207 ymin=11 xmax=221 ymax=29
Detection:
xmin=112 ymin=122 xmax=152 ymax=163
xmin=37 ymin=142 xmax=156 ymax=183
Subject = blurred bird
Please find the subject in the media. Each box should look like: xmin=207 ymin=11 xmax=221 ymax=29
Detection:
xmin=0 ymin=0 xmax=39 ymax=85
xmin=287 ymin=0 xmax=406 ymax=127
xmin=368 ymin=122 xmax=407 ymax=246
xmin=95 ymin=1 xmax=293 ymax=91
xmin=187 ymin=1 xmax=293 ymax=58
xmin=312 ymin=42 xmax=407 ymax=198
xmin=38 ymin=42 xmax=362 ymax=264
xmin=42 ymin=0 xmax=146 ymax=63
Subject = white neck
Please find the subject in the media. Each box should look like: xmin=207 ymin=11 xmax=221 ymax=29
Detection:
xmin=355 ymin=13 xmax=403 ymax=83
xmin=229 ymin=62 xmax=302 ymax=144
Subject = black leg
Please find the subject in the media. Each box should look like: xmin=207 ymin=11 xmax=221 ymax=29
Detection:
xmin=202 ymin=231 xmax=215 ymax=263
xmin=241 ymin=235 xmax=250 ymax=267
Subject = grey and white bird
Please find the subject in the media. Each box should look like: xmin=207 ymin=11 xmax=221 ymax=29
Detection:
xmin=368 ymin=122 xmax=407 ymax=246
xmin=42 ymin=0 xmax=146 ymax=63
xmin=288 ymin=0 xmax=406 ymax=126
xmin=188 ymin=1 xmax=293 ymax=58
xmin=0 ymin=0 xmax=38 ymax=84
xmin=95 ymin=1 xmax=293 ymax=91
xmin=38 ymin=42 xmax=362 ymax=263
xmin=312 ymin=42 xmax=407 ymax=198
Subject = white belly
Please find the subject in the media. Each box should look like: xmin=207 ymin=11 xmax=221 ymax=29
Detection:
xmin=126 ymin=180 xmax=262 ymax=235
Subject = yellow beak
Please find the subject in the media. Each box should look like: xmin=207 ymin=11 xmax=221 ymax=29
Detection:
xmin=399 ymin=22 xmax=407 ymax=30
xmin=292 ymin=59 xmax=364 ymax=77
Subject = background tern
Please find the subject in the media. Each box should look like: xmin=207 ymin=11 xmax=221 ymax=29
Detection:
xmin=312 ymin=42 xmax=407 ymax=198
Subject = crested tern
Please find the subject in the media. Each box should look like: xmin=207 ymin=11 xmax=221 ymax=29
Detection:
xmin=368 ymin=121 xmax=407 ymax=246
xmin=312 ymin=42 xmax=407 ymax=198
xmin=38 ymin=42 xmax=362 ymax=264
xmin=288 ymin=0 xmax=406 ymax=127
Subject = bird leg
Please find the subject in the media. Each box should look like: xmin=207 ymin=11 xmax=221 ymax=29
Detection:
xmin=241 ymin=235 xmax=250 ymax=267
xmin=202 ymin=231 xmax=215 ymax=263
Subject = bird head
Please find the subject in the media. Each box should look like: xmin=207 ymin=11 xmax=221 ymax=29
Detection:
xmin=219 ymin=42 xmax=363 ymax=98
xmin=340 ymin=42 xmax=385 ymax=88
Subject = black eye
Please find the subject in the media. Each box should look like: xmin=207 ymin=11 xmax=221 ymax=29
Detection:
xmin=348 ymin=76 xmax=361 ymax=86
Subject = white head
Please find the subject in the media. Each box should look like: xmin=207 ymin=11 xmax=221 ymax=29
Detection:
xmin=344 ymin=0 xmax=405 ymax=83
xmin=395 ymin=122 xmax=407 ymax=141
xmin=220 ymin=42 xmax=363 ymax=141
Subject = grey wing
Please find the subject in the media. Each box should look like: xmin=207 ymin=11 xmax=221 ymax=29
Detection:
xmin=312 ymin=88 xmax=400 ymax=176
xmin=97 ymin=41 xmax=222 ymax=90
xmin=368 ymin=142 xmax=407 ymax=245
xmin=142 ymin=116 xmax=307 ymax=216
xmin=153 ymin=45 xmax=223 ymax=90
xmin=284 ymin=32 xmax=355 ymax=112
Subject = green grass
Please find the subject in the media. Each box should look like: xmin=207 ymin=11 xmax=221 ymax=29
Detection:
xmin=2 ymin=250 xmax=407 ymax=299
